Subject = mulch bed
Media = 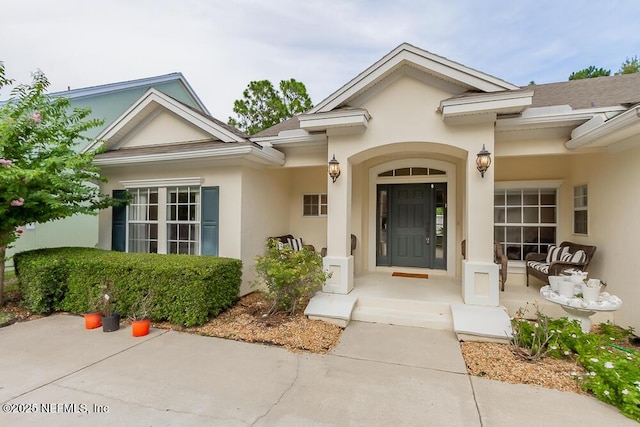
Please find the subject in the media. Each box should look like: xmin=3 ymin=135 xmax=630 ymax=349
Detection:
xmin=152 ymin=292 xmax=344 ymax=354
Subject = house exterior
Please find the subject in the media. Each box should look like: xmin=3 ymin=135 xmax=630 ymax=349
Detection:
xmin=89 ymin=44 xmax=640 ymax=332
xmin=6 ymin=73 xmax=208 ymax=263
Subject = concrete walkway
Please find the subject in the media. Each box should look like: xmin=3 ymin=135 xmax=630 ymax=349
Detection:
xmin=0 ymin=315 xmax=634 ymax=426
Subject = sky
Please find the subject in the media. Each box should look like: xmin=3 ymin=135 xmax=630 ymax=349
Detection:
xmin=1 ymin=0 xmax=639 ymax=120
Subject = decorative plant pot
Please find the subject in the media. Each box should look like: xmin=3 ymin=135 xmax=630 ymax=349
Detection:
xmin=102 ymin=313 xmax=121 ymax=332
xmin=548 ymin=276 xmax=564 ymax=292
xmin=558 ymin=280 xmax=575 ymax=298
xmin=582 ymin=284 xmax=601 ymax=302
xmin=84 ymin=312 xmax=102 ymax=329
xmin=131 ymin=319 xmax=150 ymax=337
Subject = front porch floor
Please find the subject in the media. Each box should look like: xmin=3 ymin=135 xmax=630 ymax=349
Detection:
xmin=304 ymin=272 xmax=615 ymax=341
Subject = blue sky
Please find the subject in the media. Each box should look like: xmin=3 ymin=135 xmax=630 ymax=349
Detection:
xmin=1 ymin=0 xmax=639 ymax=120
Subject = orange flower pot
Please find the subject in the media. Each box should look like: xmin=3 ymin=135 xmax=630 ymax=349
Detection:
xmin=131 ymin=319 xmax=150 ymax=337
xmin=84 ymin=312 xmax=102 ymax=329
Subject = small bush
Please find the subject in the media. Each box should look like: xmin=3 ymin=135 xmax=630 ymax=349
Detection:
xmin=254 ymin=239 xmax=330 ymax=315
xmin=14 ymin=247 xmax=242 ymax=327
xmin=511 ymin=306 xmax=640 ymax=422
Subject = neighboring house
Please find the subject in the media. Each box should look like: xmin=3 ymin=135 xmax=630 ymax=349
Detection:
xmin=89 ymin=43 xmax=640 ymax=332
xmin=5 ymin=73 xmax=208 ymax=263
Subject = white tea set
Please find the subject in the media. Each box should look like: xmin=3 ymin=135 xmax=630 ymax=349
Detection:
xmin=548 ymin=271 xmax=603 ymax=302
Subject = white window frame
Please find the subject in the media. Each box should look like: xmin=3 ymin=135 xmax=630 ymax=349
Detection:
xmin=302 ymin=193 xmax=327 ymax=217
xmin=121 ymin=178 xmax=203 ymax=255
xmin=127 ymin=188 xmax=159 ymax=254
xmin=166 ymin=186 xmax=201 ymax=255
xmin=573 ymin=184 xmax=588 ymax=236
xmin=494 ymin=180 xmax=563 ymax=270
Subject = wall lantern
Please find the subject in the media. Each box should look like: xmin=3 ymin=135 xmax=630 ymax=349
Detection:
xmin=328 ymin=154 xmax=341 ymax=183
xmin=476 ymin=144 xmax=492 ymax=178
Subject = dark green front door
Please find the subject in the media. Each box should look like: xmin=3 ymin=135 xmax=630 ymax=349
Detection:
xmin=376 ymin=183 xmax=447 ymax=269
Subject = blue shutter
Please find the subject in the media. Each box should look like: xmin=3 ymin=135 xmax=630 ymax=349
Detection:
xmin=201 ymin=187 xmax=219 ymax=256
xmin=111 ymin=190 xmax=127 ymax=252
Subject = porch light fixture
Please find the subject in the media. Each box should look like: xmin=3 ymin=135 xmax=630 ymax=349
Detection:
xmin=476 ymin=144 xmax=492 ymax=178
xmin=328 ymin=154 xmax=341 ymax=183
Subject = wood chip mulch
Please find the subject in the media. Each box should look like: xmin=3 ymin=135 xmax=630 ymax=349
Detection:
xmin=153 ymin=292 xmax=344 ymax=354
xmin=460 ymin=341 xmax=587 ymax=394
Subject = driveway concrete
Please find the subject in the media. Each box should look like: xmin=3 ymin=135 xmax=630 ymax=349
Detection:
xmin=0 ymin=315 xmax=635 ymax=426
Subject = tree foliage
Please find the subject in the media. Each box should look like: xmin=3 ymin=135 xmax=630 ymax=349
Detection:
xmin=228 ymin=79 xmax=313 ymax=135
xmin=616 ymin=55 xmax=640 ymax=75
xmin=568 ymin=65 xmax=611 ymax=80
xmin=568 ymin=55 xmax=640 ymax=80
xmin=0 ymin=63 xmax=120 ymax=305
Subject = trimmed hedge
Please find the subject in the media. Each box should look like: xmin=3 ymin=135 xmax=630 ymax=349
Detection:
xmin=14 ymin=247 xmax=242 ymax=327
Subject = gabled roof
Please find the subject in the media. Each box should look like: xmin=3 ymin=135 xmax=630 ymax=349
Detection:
xmin=310 ymin=42 xmax=520 ymax=114
xmin=83 ymin=88 xmax=247 ymax=153
xmin=49 ymin=72 xmax=210 ymax=115
xmin=86 ymin=88 xmax=284 ymax=166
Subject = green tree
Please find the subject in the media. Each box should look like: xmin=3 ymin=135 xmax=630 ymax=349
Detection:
xmin=568 ymin=66 xmax=611 ymax=80
xmin=615 ymin=55 xmax=640 ymax=75
xmin=228 ymin=79 xmax=313 ymax=135
xmin=0 ymin=63 xmax=120 ymax=305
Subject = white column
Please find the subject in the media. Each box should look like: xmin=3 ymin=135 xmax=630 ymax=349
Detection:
xmin=463 ymin=143 xmax=499 ymax=306
xmin=323 ymin=156 xmax=354 ymax=294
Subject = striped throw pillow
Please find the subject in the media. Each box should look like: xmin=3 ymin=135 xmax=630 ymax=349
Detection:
xmin=546 ymin=245 xmax=568 ymax=263
xmin=287 ymin=237 xmax=304 ymax=251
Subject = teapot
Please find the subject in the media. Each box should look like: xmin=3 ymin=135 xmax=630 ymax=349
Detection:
xmin=569 ymin=271 xmax=588 ymax=284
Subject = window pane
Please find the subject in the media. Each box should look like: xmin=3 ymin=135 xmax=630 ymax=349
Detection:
xmin=507 ymin=207 xmax=521 ymax=223
xmin=412 ymin=167 xmax=428 ymax=175
xmin=149 ymin=205 xmax=158 ymax=221
xmin=523 ymin=190 xmax=538 ymax=205
xmin=540 ymin=227 xmax=555 ymax=244
xmin=178 ymin=205 xmax=188 ymax=221
xmin=506 ymin=190 xmax=521 ymax=205
xmin=574 ymin=210 xmax=588 ymax=234
xmin=494 ymin=207 xmax=505 ymax=223
xmin=540 ymin=190 xmax=555 ymax=205
xmin=506 ymin=227 xmax=521 ymax=243
xmin=523 ymin=207 xmax=538 ymax=223
xmin=379 ymin=170 xmax=393 ymax=177
xmin=523 ymin=227 xmax=538 ymax=244
xmin=429 ymin=168 xmax=445 ymax=175
xmin=494 ymin=191 xmax=505 ymax=206
xmin=540 ymin=207 xmax=555 ymax=223
xmin=395 ymin=168 xmax=410 ymax=176
xmin=506 ymin=245 xmax=521 ymax=260
xmin=494 ymin=226 xmax=505 ymax=242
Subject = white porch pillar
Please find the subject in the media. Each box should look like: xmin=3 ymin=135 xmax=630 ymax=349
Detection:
xmin=463 ymin=144 xmax=499 ymax=306
xmin=323 ymin=155 xmax=354 ymax=294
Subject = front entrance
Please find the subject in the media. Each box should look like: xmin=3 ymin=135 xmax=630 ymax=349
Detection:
xmin=376 ymin=183 xmax=446 ymax=269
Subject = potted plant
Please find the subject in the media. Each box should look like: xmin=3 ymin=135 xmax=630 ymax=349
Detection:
xmin=96 ymin=279 xmax=120 ymax=332
xmin=84 ymin=288 xmax=102 ymax=329
xmin=129 ymin=291 xmax=152 ymax=337
xmin=101 ymin=293 xmax=121 ymax=332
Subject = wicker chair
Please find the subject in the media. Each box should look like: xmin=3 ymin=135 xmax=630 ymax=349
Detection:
xmin=461 ymin=240 xmax=508 ymax=291
xmin=525 ymin=241 xmax=597 ymax=287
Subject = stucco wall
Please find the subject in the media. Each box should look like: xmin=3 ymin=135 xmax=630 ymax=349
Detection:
xmin=494 ymin=147 xmax=640 ymax=331
xmin=240 ymin=167 xmax=291 ymax=295
xmin=569 ymin=147 xmax=640 ymax=331
xmin=98 ymin=161 xmax=243 ymax=261
xmin=286 ymin=166 xmax=328 ymax=252
xmin=124 ymin=110 xmax=211 ymax=148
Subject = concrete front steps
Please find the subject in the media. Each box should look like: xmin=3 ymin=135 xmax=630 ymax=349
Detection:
xmin=351 ymin=296 xmax=453 ymax=330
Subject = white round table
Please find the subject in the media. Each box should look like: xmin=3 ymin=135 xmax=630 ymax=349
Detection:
xmin=539 ymin=285 xmax=622 ymax=333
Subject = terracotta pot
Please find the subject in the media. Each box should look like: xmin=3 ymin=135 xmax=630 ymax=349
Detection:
xmin=132 ymin=319 xmax=150 ymax=337
xmin=84 ymin=312 xmax=102 ymax=329
xmin=102 ymin=313 xmax=121 ymax=332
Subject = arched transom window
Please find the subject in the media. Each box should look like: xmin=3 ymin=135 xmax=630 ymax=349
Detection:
xmin=378 ymin=167 xmax=445 ymax=177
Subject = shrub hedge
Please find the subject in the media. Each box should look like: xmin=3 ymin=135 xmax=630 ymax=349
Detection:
xmin=14 ymin=247 xmax=242 ymax=327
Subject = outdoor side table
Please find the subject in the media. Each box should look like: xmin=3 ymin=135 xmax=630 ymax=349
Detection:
xmin=539 ymin=285 xmax=622 ymax=333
